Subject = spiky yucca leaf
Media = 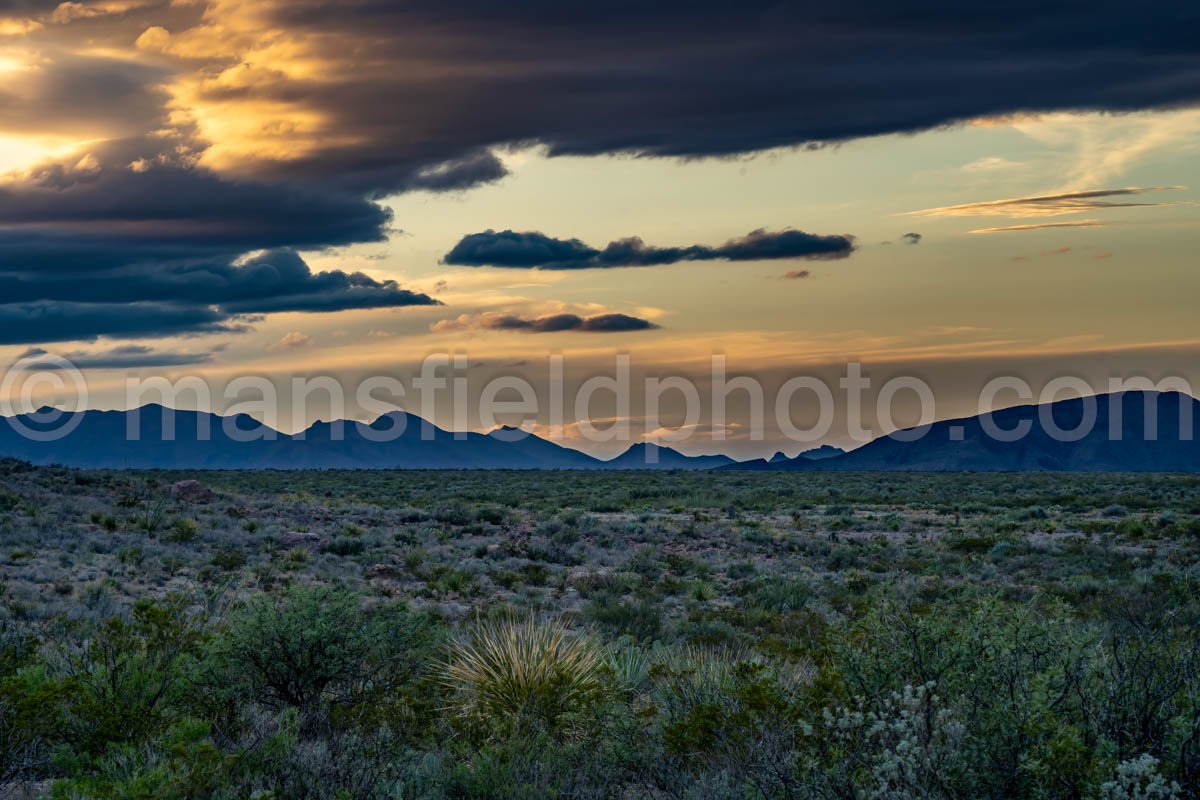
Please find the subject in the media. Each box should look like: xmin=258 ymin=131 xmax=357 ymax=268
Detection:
xmin=442 ymin=615 xmax=606 ymax=730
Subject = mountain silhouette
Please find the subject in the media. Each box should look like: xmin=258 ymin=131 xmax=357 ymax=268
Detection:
xmin=5 ymin=392 xmax=1198 ymax=471
xmin=734 ymin=391 xmax=1200 ymax=471
xmin=0 ymin=405 xmax=725 ymax=470
xmin=599 ymin=442 xmax=735 ymax=470
xmin=798 ymin=444 xmax=846 ymax=461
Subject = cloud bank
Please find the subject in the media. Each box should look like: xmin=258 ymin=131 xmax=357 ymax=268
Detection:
xmin=5 ymin=1 xmax=1200 ymax=346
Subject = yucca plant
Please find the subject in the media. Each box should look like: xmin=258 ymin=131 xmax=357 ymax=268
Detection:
xmin=442 ymin=615 xmax=606 ymax=734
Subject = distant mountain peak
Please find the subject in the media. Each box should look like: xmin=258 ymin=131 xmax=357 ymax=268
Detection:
xmin=604 ymin=441 xmax=736 ymax=470
xmin=798 ymin=444 xmax=846 ymax=460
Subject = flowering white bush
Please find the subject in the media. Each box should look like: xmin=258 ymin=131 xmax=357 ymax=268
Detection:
xmin=1098 ymin=755 xmax=1181 ymax=800
xmin=822 ymin=681 xmax=967 ymax=800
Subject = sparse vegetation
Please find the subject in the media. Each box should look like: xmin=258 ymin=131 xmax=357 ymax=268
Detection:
xmin=1 ymin=458 xmax=1199 ymax=797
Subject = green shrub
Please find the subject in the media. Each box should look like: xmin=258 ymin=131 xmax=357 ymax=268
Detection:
xmin=322 ymin=538 xmax=366 ymax=557
xmin=586 ymin=594 xmax=662 ymax=642
xmin=203 ymin=586 xmax=432 ymax=715
xmin=164 ymin=519 xmax=198 ymax=544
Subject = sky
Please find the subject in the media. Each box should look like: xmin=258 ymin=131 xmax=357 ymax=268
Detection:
xmin=2 ymin=0 xmax=1199 ymax=457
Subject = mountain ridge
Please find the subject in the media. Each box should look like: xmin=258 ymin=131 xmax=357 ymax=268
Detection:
xmin=730 ymin=391 xmax=1200 ymax=472
xmin=5 ymin=391 xmax=1199 ymax=471
xmin=0 ymin=404 xmax=727 ymax=470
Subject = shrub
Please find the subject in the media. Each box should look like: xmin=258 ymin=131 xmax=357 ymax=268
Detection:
xmin=164 ymin=519 xmax=198 ymax=544
xmin=322 ymin=538 xmax=366 ymax=557
xmin=741 ymin=577 xmax=810 ymax=614
xmin=209 ymin=548 xmax=246 ymax=571
xmin=59 ymin=597 xmax=207 ymax=756
xmin=586 ymin=594 xmax=662 ymax=642
xmin=812 ymin=682 xmax=968 ymax=799
xmin=1099 ymin=754 xmax=1182 ymax=800
xmin=205 ymin=586 xmax=431 ymax=715
xmin=442 ymin=616 xmax=606 ymax=735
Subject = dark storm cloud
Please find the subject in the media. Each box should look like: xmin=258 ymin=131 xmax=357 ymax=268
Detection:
xmin=432 ymin=312 xmax=660 ymax=333
xmin=0 ymin=148 xmax=432 ymax=341
xmin=0 ymin=146 xmax=392 ymax=255
xmin=15 ymin=2 xmax=1200 ymax=191
xmin=190 ymin=0 xmax=1200 ymax=192
xmin=402 ymin=150 xmax=509 ymax=193
xmin=443 ymin=229 xmax=856 ymax=269
xmin=0 ymin=249 xmax=438 ymax=342
xmin=0 ymin=302 xmax=244 ymax=346
xmin=0 ymin=250 xmax=437 ymax=311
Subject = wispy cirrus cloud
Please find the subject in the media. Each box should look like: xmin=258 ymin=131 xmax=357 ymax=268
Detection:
xmin=968 ymin=219 xmax=1108 ymax=234
xmin=907 ymin=186 xmax=1186 ymax=219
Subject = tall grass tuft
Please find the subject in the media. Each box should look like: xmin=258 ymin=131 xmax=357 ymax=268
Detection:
xmin=442 ymin=615 xmax=606 ymax=733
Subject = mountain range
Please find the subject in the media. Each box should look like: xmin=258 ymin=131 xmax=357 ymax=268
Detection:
xmin=1 ymin=391 xmax=1197 ymax=470
xmin=0 ymin=405 xmax=726 ymax=470
xmin=731 ymin=391 xmax=1200 ymax=472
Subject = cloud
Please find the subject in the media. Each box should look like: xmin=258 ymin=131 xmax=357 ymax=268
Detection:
xmin=902 ymin=232 xmax=922 ymax=245
xmin=0 ymin=141 xmax=435 ymax=341
xmin=49 ymin=1 xmax=156 ymax=25
xmin=0 ymin=17 xmax=43 ymax=36
xmin=105 ymin=0 xmax=1200 ymax=191
xmin=907 ymin=186 xmax=1185 ymax=219
xmin=272 ymin=331 xmax=313 ymax=349
xmin=443 ymin=228 xmax=856 ymax=269
xmin=7 ymin=1 xmax=1200 ymax=349
xmin=17 ymin=344 xmax=221 ymax=369
xmin=0 ymin=80 xmax=430 ymax=344
xmin=404 ymin=149 xmax=509 ymax=193
xmin=1009 ymin=244 xmax=1118 ymax=262
xmin=0 ymin=248 xmax=437 ymax=310
xmin=0 ymin=148 xmax=393 ymax=256
xmin=0 ymin=246 xmax=438 ymax=342
xmin=0 ymin=51 xmax=168 ymax=141
xmin=0 ymin=301 xmax=246 ymax=346
xmin=9 ymin=7 xmax=1200 ymax=188
xmin=962 ymin=157 xmax=1026 ymax=172
xmin=431 ymin=312 xmax=660 ymax=334
xmin=968 ymin=219 xmax=1108 ymax=234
